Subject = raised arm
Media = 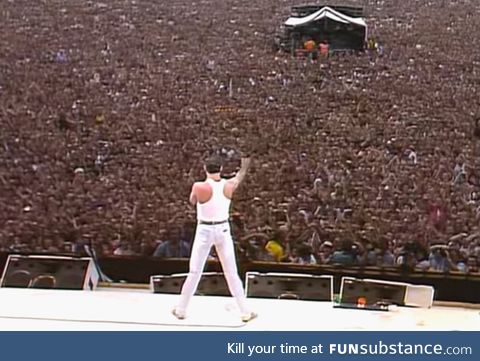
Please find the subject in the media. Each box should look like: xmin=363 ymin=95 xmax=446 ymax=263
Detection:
xmin=228 ymin=157 xmax=252 ymax=193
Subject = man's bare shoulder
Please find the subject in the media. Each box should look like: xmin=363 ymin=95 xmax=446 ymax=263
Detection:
xmin=193 ymin=181 xmax=213 ymax=203
xmin=192 ymin=180 xmax=206 ymax=186
xmin=193 ymin=181 xmax=212 ymax=191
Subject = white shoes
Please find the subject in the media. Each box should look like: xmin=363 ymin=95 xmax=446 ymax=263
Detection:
xmin=171 ymin=308 xmax=185 ymax=320
xmin=241 ymin=312 xmax=258 ymax=323
xmin=172 ymin=308 xmax=258 ymax=323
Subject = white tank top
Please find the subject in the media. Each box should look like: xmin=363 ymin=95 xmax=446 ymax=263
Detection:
xmin=197 ymin=178 xmax=231 ymax=222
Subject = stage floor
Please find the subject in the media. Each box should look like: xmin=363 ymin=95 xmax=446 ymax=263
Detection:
xmin=0 ymin=287 xmax=478 ymax=331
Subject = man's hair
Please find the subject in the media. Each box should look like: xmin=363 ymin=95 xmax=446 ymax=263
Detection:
xmin=204 ymin=156 xmax=223 ymax=174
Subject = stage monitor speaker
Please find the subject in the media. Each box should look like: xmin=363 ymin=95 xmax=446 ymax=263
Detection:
xmin=339 ymin=277 xmax=434 ymax=308
xmin=245 ymin=272 xmax=333 ymax=301
xmin=1 ymin=254 xmax=99 ymax=290
xmin=150 ymin=272 xmax=230 ymax=296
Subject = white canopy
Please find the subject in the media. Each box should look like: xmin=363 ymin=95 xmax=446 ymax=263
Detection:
xmin=285 ymin=6 xmax=367 ymax=28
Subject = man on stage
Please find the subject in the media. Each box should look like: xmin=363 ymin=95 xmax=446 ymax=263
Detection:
xmin=172 ymin=154 xmax=257 ymax=322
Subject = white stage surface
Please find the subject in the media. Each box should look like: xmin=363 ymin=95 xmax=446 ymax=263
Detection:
xmin=0 ymin=287 xmax=478 ymax=331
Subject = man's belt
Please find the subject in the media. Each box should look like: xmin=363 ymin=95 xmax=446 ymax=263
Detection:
xmin=198 ymin=219 xmax=229 ymax=225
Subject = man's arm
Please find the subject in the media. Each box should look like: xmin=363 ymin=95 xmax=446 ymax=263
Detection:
xmin=229 ymin=157 xmax=252 ymax=191
xmin=240 ymin=232 xmax=269 ymax=242
xmin=189 ymin=183 xmax=198 ymax=205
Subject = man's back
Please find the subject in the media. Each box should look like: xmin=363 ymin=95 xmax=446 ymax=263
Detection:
xmin=196 ymin=178 xmax=231 ymax=222
xmin=192 ymin=177 xmax=239 ymax=203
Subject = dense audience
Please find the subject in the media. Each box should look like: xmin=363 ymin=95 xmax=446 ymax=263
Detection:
xmin=0 ymin=0 xmax=479 ymax=273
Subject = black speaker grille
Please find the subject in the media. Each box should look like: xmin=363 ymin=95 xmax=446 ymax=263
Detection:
xmin=2 ymin=256 xmax=90 ymax=290
xmin=247 ymin=273 xmax=332 ymax=301
xmin=151 ymin=273 xmax=229 ymax=296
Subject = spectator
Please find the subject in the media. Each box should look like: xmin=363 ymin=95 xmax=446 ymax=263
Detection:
xmin=113 ymin=241 xmax=136 ymax=256
xmin=316 ymin=240 xmax=334 ymax=264
xmin=303 ymin=38 xmax=317 ymax=60
xmin=153 ymin=238 xmax=190 ymax=258
xmin=329 ymin=240 xmax=357 ymax=266
xmin=465 ymin=255 xmax=478 ymax=273
xmin=153 ymin=228 xmax=191 ymax=258
xmin=396 ymin=242 xmax=419 ymax=270
xmin=265 ymin=239 xmax=286 ymax=262
xmin=368 ymin=245 xmax=395 ymax=267
xmin=319 ymin=39 xmax=330 ymax=58
xmin=289 ymin=243 xmax=316 ymax=265
xmin=238 ymin=232 xmax=270 ymax=261
xmin=428 ymin=245 xmax=456 ymax=272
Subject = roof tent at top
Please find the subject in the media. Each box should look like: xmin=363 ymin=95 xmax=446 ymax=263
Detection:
xmin=290 ymin=4 xmax=364 ymax=19
xmin=284 ymin=5 xmax=367 ymax=51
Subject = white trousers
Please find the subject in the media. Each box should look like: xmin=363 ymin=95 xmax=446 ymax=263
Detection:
xmin=176 ymin=222 xmax=250 ymax=316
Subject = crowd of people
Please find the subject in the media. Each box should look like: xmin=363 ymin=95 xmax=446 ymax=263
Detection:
xmin=1 ymin=0 xmax=479 ymax=274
